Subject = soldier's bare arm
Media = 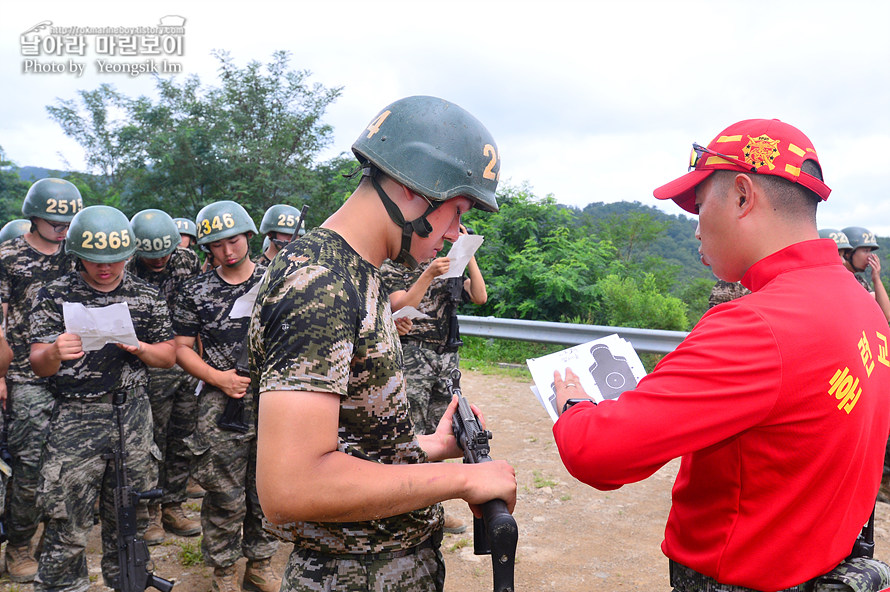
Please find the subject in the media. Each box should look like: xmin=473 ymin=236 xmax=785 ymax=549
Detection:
xmin=30 ymin=332 xmax=84 ymax=376
xmin=256 ymin=389 xmax=517 ymax=525
xmin=388 ymin=257 xmax=451 ymax=312
xmin=115 ymin=338 xmax=176 ymax=369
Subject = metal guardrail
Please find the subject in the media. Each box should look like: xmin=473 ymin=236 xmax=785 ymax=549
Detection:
xmin=457 ymin=315 xmax=689 ymax=355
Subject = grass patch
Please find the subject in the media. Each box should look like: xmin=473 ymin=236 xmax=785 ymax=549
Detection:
xmin=460 ymin=336 xmax=564 ymax=377
xmin=461 ymin=335 xmax=665 ymax=375
xmin=532 ymin=470 xmax=558 ymax=489
xmin=447 ymin=537 xmax=472 ymax=552
xmin=178 ymin=536 xmax=204 ymax=566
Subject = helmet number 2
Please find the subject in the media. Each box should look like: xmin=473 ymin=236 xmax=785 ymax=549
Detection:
xmin=80 ymin=229 xmax=131 ymax=250
xmin=365 ymin=110 xmax=391 ymax=139
xmin=482 ymin=144 xmax=500 ymax=181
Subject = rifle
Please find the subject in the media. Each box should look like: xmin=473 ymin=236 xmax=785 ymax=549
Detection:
xmin=219 ymin=204 xmax=309 ymax=433
xmin=0 ymin=403 xmax=13 ymax=543
xmin=848 ymin=507 xmax=876 ymax=559
xmin=443 ymin=278 xmax=465 ymax=351
xmin=104 ymin=392 xmax=174 ymax=592
xmin=443 ymin=225 xmax=475 ymax=351
xmin=446 ymin=368 xmax=517 ymax=592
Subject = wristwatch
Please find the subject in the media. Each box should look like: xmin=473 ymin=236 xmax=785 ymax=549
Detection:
xmin=562 ymin=398 xmax=595 ymax=414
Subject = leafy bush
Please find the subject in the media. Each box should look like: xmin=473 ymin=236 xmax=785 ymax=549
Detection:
xmin=595 ymin=273 xmax=689 ymax=331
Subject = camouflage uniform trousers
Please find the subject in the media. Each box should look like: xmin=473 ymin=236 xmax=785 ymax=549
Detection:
xmin=147 ymin=366 xmax=199 ymax=505
xmin=401 ymin=343 xmax=458 ymax=436
xmin=34 ymin=388 xmax=160 ymax=592
xmin=185 ymin=385 xmax=278 ymax=568
xmin=7 ymin=381 xmax=55 ymax=548
xmin=281 ymin=544 xmax=445 ymax=592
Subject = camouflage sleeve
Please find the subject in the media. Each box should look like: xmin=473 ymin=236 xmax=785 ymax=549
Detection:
xmin=253 ymin=265 xmax=359 ymax=396
xmin=171 ymin=280 xmax=201 ymax=337
xmin=181 ymin=247 xmax=202 ymax=276
xmin=0 ymin=250 xmax=9 ymax=304
xmin=378 ymin=260 xmax=408 ymax=296
xmin=29 ymin=287 xmax=63 ymax=344
xmin=142 ymin=295 xmax=174 ymax=344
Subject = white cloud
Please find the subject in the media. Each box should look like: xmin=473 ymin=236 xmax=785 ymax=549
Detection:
xmin=0 ymin=0 xmax=887 ymax=234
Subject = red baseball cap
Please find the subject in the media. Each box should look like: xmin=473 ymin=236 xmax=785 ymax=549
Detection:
xmin=653 ymin=119 xmax=831 ymax=214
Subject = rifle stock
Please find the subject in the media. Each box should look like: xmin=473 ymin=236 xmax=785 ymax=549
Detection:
xmin=446 ymin=369 xmax=517 ymax=592
xmin=105 ymin=392 xmax=174 ymax=592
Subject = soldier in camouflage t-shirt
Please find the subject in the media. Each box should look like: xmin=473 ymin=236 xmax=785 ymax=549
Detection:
xmin=29 ymin=205 xmax=176 ymax=592
xmin=128 ymin=236 xmax=204 ymax=542
xmin=172 ymin=201 xmax=279 ymax=592
xmin=379 ymin=227 xmax=488 ymax=436
xmin=251 ymin=96 xmax=516 ymax=592
xmin=0 ymin=178 xmax=82 ymax=582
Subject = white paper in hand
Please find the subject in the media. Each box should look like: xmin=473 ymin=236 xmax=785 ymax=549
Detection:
xmin=229 ymin=281 xmax=262 ymax=318
xmin=526 ymin=334 xmax=647 ymax=422
xmin=62 ymin=301 xmax=140 ymax=351
xmin=439 ymin=234 xmax=484 ymax=279
xmin=391 ymin=306 xmax=431 ymax=321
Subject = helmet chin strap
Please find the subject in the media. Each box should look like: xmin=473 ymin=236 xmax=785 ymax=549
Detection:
xmin=367 ymin=170 xmax=439 ymax=270
xmin=845 ymin=250 xmax=866 ymax=273
xmin=270 ymin=237 xmax=290 ymax=250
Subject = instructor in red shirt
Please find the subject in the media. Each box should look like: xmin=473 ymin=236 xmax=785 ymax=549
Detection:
xmin=552 ymin=119 xmax=890 ymax=592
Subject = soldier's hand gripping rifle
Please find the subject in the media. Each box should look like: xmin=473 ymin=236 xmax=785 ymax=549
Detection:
xmin=104 ymin=392 xmax=174 ymax=592
xmin=446 ymin=368 xmax=518 ymax=592
xmin=220 ymin=204 xmax=309 ymax=433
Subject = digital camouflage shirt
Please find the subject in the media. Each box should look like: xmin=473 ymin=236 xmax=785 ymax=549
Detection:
xmin=379 ymin=258 xmax=465 ymax=345
xmin=707 ymin=280 xmax=751 ymax=309
xmin=173 ymin=264 xmax=266 ymax=372
xmin=30 ymin=270 xmax=173 ymax=399
xmin=0 ymin=236 xmax=77 ymax=383
xmin=127 ymin=247 xmax=202 ymax=309
xmin=249 ymin=228 xmax=440 ymax=555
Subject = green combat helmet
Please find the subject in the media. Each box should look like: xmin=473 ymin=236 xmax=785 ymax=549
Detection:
xmin=21 ymin=178 xmax=84 ymax=223
xmin=842 ymin=226 xmax=879 ymax=251
xmin=66 ymin=205 xmax=137 ymax=263
xmin=351 ymin=95 xmax=501 ymax=268
xmin=260 ymin=204 xmax=302 ymax=236
xmin=131 ymin=209 xmax=180 ymax=258
xmin=195 ymin=200 xmax=257 ymax=246
xmin=173 ymin=217 xmax=197 ymax=240
xmin=819 ymin=228 xmax=852 ymax=251
xmin=0 ymin=219 xmax=31 ymax=242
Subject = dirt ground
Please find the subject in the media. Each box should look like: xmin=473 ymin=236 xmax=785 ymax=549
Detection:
xmin=3 ymin=368 xmax=890 ymax=592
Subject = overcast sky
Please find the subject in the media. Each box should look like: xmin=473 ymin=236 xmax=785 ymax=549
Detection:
xmin=2 ymin=0 xmax=889 ymax=234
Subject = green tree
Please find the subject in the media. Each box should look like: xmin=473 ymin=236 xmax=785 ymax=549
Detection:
xmin=45 ymin=84 xmax=133 ymax=203
xmin=0 ymin=147 xmax=32 ymax=224
xmin=46 ymin=51 xmax=342 ymax=220
xmin=491 ymin=227 xmax=616 ymax=323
